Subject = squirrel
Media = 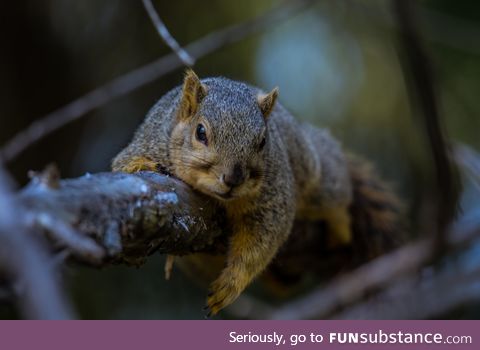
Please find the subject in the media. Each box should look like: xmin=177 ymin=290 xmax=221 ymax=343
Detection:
xmin=112 ymin=70 xmax=401 ymax=315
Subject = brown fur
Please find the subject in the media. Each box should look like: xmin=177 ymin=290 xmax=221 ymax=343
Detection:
xmin=116 ymin=156 xmax=159 ymax=173
xmin=347 ymin=155 xmax=405 ymax=258
xmin=112 ymin=70 xmax=402 ymax=315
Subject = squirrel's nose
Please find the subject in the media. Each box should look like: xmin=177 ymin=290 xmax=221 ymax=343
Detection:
xmin=223 ymin=163 xmax=245 ymax=188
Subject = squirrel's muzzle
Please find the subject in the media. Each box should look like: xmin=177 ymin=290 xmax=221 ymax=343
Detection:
xmin=222 ymin=163 xmax=246 ymax=188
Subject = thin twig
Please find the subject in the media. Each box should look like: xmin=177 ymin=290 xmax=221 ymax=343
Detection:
xmin=393 ymin=0 xmax=460 ymax=257
xmin=142 ymin=0 xmax=194 ymax=66
xmin=0 ymin=0 xmax=311 ymax=163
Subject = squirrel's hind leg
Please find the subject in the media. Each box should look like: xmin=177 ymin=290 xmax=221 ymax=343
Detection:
xmin=318 ymin=206 xmax=352 ymax=247
xmin=296 ymin=203 xmax=352 ymax=247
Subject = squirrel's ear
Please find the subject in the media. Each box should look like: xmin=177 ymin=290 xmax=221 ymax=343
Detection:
xmin=179 ymin=69 xmax=207 ymax=120
xmin=257 ymin=87 xmax=279 ymax=119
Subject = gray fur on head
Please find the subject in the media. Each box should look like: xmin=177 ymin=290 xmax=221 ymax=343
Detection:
xmin=197 ymin=77 xmax=267 ymax=161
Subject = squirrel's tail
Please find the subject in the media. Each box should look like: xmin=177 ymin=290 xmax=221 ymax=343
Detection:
xmin=347 ymin=155 xmax=406 ymax=259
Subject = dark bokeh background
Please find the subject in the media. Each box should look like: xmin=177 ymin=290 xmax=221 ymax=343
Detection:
xmin=1 ymin=0 xmax=479 ymax=319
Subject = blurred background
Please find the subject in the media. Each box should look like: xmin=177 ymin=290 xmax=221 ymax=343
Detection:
xmin=0 ymin=0 xmax=479 ymax=319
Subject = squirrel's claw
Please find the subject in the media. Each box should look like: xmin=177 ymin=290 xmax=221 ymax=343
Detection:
xmin=202 ymin=305 xmax=213 ymax=319
xmin=206 ymin=275 xmax=241 ymax=315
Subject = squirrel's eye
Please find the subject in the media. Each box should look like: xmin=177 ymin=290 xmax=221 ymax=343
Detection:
xmin=258 ymin=136 xmax=266 ymax=151
xmin=196 ymin=124 xmax=208 ymax=145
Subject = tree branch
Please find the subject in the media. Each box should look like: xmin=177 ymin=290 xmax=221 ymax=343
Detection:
xmin=266 ymin=220 xmax=480 ymax=319
xmin=15 ymin=168 xmax=370 ymax=269
xmin=142 ymin=0 xmax=194 ymax=66
xmin=2 ymin=145 xmax=479 ymax=319
xmin=332 ymin=262 xmax=480 ymax=319
xmin=0 ymin=166 xmax=73 ymax=319
xmin=18 ymin=170 xmax=228 ymax=267
xmin=393 ymin=0 xmax=460 ymax=257
xmin=3 ymin=166 xmax=400 ymax=318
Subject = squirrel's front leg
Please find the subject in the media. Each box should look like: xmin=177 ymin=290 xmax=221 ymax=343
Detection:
xmin=206 ymin=214 xmax=291 ymax=315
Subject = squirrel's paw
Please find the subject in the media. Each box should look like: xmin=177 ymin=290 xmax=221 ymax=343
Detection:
xmin=205 ymin=273 xmax=242 ymax=316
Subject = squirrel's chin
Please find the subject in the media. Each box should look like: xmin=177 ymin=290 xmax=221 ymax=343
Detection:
xmin=212 ymin=191 xmax=234 ymax=201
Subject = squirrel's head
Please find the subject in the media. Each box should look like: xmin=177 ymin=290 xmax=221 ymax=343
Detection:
xmin=169 ymin=70 xmax=278 ymax=202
